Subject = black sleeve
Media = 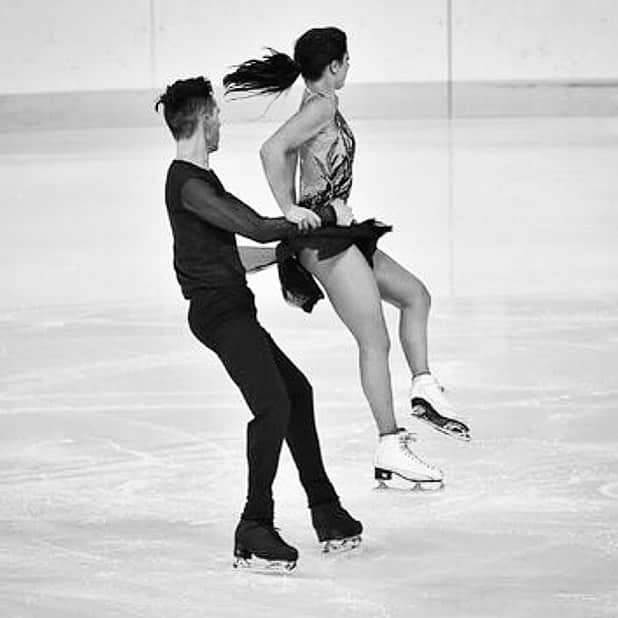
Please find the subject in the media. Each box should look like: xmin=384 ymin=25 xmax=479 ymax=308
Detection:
xmin=180 ymin=177 xmax=301 ymax=243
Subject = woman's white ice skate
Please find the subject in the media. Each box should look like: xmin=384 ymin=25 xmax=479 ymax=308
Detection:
xmin=410 ymin=374 xmax=471 ymax=441
xmin=373 ymin=429 xmax=444 ymax=490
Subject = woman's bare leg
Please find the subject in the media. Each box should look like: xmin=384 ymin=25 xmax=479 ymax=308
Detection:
xmin=300 ymin=246 xmax=398 ymax=435
xmin=372 ymin=250 xmax=471 ymax=439
xmin=372 ymin=249 xmax=431 ymax=377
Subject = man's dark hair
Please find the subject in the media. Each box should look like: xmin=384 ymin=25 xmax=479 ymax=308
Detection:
xmin=155 ymin=77 xmax=215 ymax=140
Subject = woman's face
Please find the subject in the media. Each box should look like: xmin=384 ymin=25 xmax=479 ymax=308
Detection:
xmin=333 ymin=52 xmax=350 ymax=90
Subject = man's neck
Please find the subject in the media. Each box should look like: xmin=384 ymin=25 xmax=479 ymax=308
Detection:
xmin=176 ymin=139 xmax=210 ymax=170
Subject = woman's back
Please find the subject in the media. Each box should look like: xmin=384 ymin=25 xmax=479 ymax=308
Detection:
xmin=298 ymin=89 xmax=356 ymax=209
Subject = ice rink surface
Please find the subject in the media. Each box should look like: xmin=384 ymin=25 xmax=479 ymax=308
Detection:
xmin=1 ymin=114 xmax=617 ymax=616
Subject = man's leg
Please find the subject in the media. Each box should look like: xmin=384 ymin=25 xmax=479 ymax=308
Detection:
xmin=260 ymin=329 xmax=338 ymax=508
xmin=262 ymin=329 xmax=363 ymax=550
xmin=188 ymin=306 xmax=291 ymax=523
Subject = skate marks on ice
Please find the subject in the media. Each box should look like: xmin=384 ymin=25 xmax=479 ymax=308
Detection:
xmin=2 ymin=299 xmax=618 ymax=616
xmin=598 ymin=481 xmax=618 ymax=500
xmin=0 ymin=433 xmax=234 ymax=488
xmin=0 ymin=303 xmax=252 ymax=522
xmin=0 ymin=304 xmax=374 ymax=615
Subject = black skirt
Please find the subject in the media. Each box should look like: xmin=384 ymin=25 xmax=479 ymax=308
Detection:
xmin=239 ymin=218 xmax=392 ymax=313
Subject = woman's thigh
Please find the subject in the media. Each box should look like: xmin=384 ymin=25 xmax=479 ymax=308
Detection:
xmin=299 ymin=246 xmax=388 ymax=344
xmin=372 ymin=249 xmax=429 ymax=309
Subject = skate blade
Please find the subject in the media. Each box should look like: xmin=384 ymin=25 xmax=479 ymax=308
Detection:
xmin=375 ymin=471 xmax=444 ymax=492
xmin=321 ymin=535 xmax=362 ymax=554
xmin=233 ymin=555 xmax=296 ymax=574
xmin=411 ymin=405 xmax=471 ymax=442
xmin=376 ymin=479 xmax=444 ymax=492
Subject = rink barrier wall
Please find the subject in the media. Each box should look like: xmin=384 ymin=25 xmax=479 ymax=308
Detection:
xmin=1 ymin=81 xmax=617 ymax=132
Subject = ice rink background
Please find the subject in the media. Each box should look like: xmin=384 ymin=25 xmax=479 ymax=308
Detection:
xmin=1 ymin=112 xmax=617 ymax=617
xmin=2 ymin=1 xmax=618 ymax=616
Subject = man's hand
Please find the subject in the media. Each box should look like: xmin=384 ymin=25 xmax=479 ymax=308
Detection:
xmin=285 ymin=205 xmax=322 ymax=232
xmin=332 ymin=199 xmax=354 ymax=226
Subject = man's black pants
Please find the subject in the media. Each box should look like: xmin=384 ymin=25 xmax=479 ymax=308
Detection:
xmin=188 ymin=287 xmax=338 ymax=522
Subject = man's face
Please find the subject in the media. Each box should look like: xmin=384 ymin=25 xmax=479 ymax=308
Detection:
xmin=202 ymin=101 xmax=221 ymax=153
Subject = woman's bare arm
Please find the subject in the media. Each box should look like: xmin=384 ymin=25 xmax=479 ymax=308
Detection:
xmin=260 ymin=96 xmax=335 ymax=228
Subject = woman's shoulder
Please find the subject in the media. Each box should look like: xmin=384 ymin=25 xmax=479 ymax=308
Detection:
xmin=299 ymin=89 xmax=337 ymax=120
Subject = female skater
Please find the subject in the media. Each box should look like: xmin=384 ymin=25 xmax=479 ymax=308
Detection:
xmin=224 ymin=28 xmax=470 ymax=489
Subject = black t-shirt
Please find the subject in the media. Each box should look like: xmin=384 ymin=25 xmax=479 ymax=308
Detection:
xmin=164 ymin=159 xmax=299 ymax=299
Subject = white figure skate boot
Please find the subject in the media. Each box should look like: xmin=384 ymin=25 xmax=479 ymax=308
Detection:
xmin=410 ymin=374 xmax=471 ymax=441
xmin=373 ymin=429 xmax=443 ymax=490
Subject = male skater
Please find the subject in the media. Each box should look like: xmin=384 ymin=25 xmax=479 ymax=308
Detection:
xmin=156 ymin=77 xmax=362 ymax=572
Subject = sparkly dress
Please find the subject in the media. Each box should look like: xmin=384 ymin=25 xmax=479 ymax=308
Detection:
xmin=242 ymin=88 xmax=391 ymax=312
xmin=298 ymin=89 xmax=356 ymax=211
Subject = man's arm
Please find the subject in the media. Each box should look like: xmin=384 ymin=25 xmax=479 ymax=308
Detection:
xmin=180 ymin=177 xmax=307 ymax=243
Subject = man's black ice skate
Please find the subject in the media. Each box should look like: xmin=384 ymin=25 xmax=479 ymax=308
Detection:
xmin=311 ymin=501 xmax=363 ymax=553
xmin=410 ymin=374 xmax=471 ymax=441
xmin=233 ymin=519 xmax=298 ymax=573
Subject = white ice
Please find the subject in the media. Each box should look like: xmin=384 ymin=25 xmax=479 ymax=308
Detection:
xmin=1 ymin=116 xmax=617 ymax=617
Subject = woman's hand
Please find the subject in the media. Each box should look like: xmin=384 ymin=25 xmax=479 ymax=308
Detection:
xmin=332 ymin=199 xmax=354 ymax=226
xmin=285 ymin=205 xmax=322 ymax=231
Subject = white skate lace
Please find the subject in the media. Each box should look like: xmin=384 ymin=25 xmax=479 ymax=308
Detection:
xmin=397 ymin=431 xmax=438 ymax=471
xmin=398 ymin=429 xmax=417 ymax=444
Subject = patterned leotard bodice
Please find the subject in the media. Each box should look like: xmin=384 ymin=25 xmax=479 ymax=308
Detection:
xmin=298 ymin=88 xmax=356 ymax=210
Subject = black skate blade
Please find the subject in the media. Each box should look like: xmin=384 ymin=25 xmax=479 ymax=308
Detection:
xmin=411 ymin=403 xmax=471 ymax=442
xmin=321 ymin=535 xmax=362 ymax=554
xmin=233 ymin=555 xmax=296 ymax=574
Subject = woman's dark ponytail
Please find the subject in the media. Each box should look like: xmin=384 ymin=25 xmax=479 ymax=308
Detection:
xmin=223 ymin=48 xmax=301 ymax=97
